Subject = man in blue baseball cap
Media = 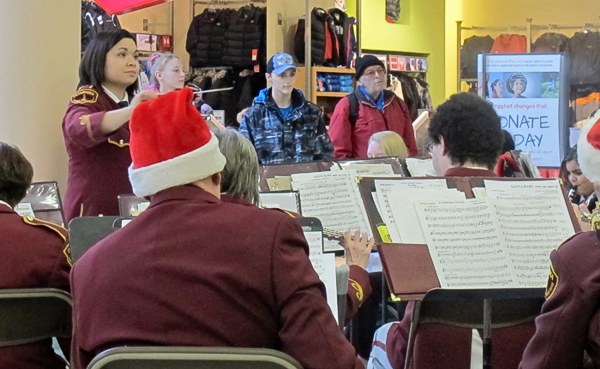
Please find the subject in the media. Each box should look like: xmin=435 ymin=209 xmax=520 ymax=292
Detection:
xmin=239 ymin=52 xmax=333 ymax=164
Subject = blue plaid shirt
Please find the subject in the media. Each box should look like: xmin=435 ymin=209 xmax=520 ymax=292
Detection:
xmin=239 ymin=88 xmax=334 ymax=164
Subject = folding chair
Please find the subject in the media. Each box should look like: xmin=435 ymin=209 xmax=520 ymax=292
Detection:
xmin=405 ymin=288 xmax=544 ymax=369
xmin=0 ymin=288 xmax=72 ymax=347
xmin=87 ymin=346 xmax=303 ymax=369
xmin=69 ymin=216 xmax=119 ymax=261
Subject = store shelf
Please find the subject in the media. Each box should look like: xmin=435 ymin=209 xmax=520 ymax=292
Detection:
xmin=314 ymin=91 xmax=350 ymax=98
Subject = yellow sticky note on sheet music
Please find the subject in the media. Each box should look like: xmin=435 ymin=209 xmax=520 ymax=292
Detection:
xmin=376 ymin=224 xmax=393 ymax=243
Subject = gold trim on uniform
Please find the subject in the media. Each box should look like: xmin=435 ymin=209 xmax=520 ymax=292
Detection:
xmin=544 ymin=262 xmax=559 ymax=299
xmin=107 ymin=137 xmax=130 ymax=147
xmin=63 ymin=243 xmax=73 ymax=267
xmin=22 ymin=215 xmax=71 ymax=266
xmin=70 ymin=88 xmax=99 ymax=104
xmin=349 ymin=278 xmax=364 ymax=303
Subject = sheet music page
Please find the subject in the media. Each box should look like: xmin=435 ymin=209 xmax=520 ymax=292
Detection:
xmin=339 ymin=163 xmax=396 ymax=176
xmin=415 ymin=199 xmax=517 ymax=289
xmin=374 ymin=179 xmax=449 ymax=242
xmin=308 ymin=253 xmax=339 ymax=323
xmin=259 ymin=192 xmax=299 ymax=213
xmin=14 ymin=202 xmax=35 ymax=217
xmin=405 ymin=158 xmax=436 ymax=177
xmin=292 ymin=171 xmax=371 ymax=252
xmin=483 ymin=179 xmax=576 ymax=287
xmin=387 ymin=190 xmax=466 ymax=244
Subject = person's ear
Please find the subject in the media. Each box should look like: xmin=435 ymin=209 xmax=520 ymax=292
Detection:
xmin=212 ymin=172 xmax=221 ymax=187
xmin=439 ymin=136 xmax=448 ymax=156
xmin=265 ymin=73 xmax=272 ymax=82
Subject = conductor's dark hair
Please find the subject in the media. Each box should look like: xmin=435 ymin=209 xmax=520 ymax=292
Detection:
xmin=0 ymin=142 xmax=33 ymax=207
xmin=429 ymin=92 xmax=503 ymax=169
xmin=563 ymin=145 xmax=579 ymax=164
xmin=501 ymin=129 xmax=515 ymax=152
xmin=79 ymin=29 xmax=138 ymax=96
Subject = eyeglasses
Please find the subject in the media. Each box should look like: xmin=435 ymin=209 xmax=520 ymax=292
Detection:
xmin=363 ymin=68 xmax=387 ymax=78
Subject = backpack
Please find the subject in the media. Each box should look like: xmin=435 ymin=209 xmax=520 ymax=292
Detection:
xmin=348 ymin=92 xmax=359 ymax=126
xmin=81 ymin=2 xmax=121 ymax=53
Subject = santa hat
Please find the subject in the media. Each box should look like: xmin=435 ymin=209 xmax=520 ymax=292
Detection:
xmin=578 ymin=109 xmax=600 ymax=184
xmin=128 ymin=87 xmax=226 ymax=197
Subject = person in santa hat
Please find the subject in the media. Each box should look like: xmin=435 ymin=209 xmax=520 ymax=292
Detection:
xmin=69 ymin=88 xmax=363 ymax=369
xmin=519 ymin=109 xmax=600 ymax=369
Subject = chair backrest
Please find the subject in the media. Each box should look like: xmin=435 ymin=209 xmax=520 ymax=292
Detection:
xmin=87 ymin=346 xmax=304 ymax=369
xmin=0 ymin=288 xmax=72 ymax=347
xmin=69 ymin=216 xmax=119 ymax=262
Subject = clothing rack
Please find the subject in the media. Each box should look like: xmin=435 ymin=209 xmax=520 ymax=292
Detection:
xmin=456 ymin=18 xmax=600 ymax=91
xmin=192 ymin=0 xmax=266 ymax=16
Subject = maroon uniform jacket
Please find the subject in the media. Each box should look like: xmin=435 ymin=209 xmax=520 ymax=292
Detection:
xmin=70 ymin=185 xmax=363 ymax=369
xmin=0 ymin=204 xmax=71 ymax=369
xmin=384 ymin=167 xmax=536 ymax=369
xmin=62 ymin=86 xmax=132 ymax=223
xmin=519 ymin=230 xmax=600 ymax=369
xmin=221 ymin=194 xmax=372 ymax=323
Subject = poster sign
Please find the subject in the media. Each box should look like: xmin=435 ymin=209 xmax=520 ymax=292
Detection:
xmin=478 ymin=54 xmax=567 ymax=167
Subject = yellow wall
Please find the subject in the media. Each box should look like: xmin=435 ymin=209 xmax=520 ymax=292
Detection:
xmin=446 ymin=0 xmax=600 ymax=97
xmin=354 ymin=0 xmax=447 ymax=104
xmin=0 ymin=0 xmax=79 ymax=193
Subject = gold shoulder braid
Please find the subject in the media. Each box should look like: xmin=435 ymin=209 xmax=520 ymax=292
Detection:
xmin=70 ymin=87 xmax=99 ymax=104
xmin=590 ymin=201 xmax=600 ymax=231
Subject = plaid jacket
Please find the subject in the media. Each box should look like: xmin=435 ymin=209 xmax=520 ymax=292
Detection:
xmin=239 ymin=88 xmax=334 ymax=164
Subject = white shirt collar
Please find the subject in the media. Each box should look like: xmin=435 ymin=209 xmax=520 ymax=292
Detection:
xmin=0 ymin=200 xmax=12 ymax=209
xmin=102 ymin=85 xmax=129 ymax=105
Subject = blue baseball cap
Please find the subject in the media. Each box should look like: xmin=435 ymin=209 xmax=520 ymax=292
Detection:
xmin=267 ymin=52 xmax=297 ymax=75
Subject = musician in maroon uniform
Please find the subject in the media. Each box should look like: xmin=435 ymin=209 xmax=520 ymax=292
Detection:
xmin=215 ymin=127 xmax=374 ymax=323
xmin=61 ymin=29 xmax=157 ymax=223
xmin=368 ymin=93 xmax=534 ymax=369
xmin=519 ymin=110 xmax=600 ymax=369
xmin=70 ymin=88 xmax=364 ymax=369
xmin=0 ymin=141 xmax=71 ymax=369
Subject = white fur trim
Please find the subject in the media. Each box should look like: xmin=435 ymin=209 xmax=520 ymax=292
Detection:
xmin=578 ymin=110 xmax=600 ymax=184
xmin=128 ymin=135 xmax=226 ymax=197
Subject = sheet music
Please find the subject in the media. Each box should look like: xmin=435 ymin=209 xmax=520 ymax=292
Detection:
xmin=483 ymin=179 xmax=576 ymax=287
xmin=266 ymin=176 xmax=292 ymax=191
xmin=259 ymin=192 xmax=300 ymax=213
xmin=292 ymin=171 xmax=371 ymax=252
xmin=405 ymin=158 xmax=436 ymax=177
xmin=415 ymin=199 xmax=517 ymax=289
xmin=374 ymin=179 xmax=449 ymax=242
xmin=308 ymin=253 xmax=339 ymax=323
xmin=339 ymin=163 xmax=396 ymax=176
xmin=14 ymin=202 xmax=35 ymax=217
xmin=387 ymin=190 xmax=466 ymax=243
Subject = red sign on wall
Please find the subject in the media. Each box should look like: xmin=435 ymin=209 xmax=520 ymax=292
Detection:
xmin=96 ymin=0 xmax=171 ymax=15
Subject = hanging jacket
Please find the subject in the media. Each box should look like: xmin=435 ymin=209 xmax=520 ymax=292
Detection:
xmin=186 ymin=8 xmax=234 ymax=68
xmin=294 ymin=8 xmax=332 ymax=65
xmin=460 ymin=36 xmax=494 ymax=79
xmin=328 ymin=8 xmax=348 ymax=66
xmin=222 ymin=5 xmax=266 ymax=69
xmin=567 ymin=31 xmax=600 ymax=85
xmin=81 ymin=1 xmax=121 ymax=53
xmin=386 ymin=0 xmax=401 ymax=23
xmin=490 ymin=34 xmax=528 ymax=53
xmin=532 ymin=32 xmax=569 ymax=53
xmin=343 ymin=16 xmax=357 ymax=68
